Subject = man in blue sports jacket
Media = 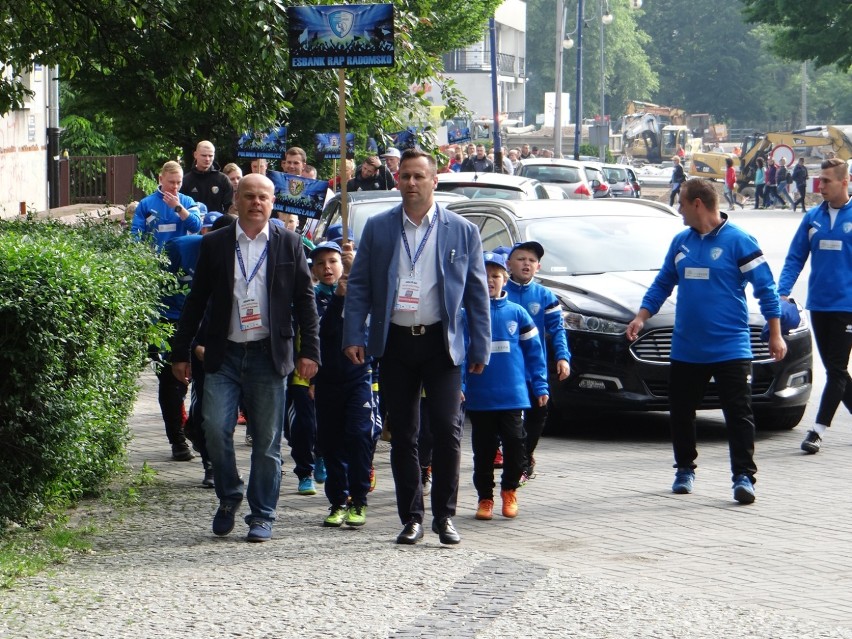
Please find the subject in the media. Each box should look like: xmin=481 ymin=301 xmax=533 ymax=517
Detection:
xmin=778 ymin=157 xmax=852 ymax=454
xmin=343 ymin=148 xmax=491 ymax=546
xmin=626 ymin=178 xmax=787 ymax=505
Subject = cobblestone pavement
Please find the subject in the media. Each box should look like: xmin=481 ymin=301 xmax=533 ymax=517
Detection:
xmin=2 ymin=369 xmax=852 ymax=638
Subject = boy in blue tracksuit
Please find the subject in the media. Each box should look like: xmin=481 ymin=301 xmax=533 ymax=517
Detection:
xmin=310 ymin=241 xmax=375 ymax=528
xmin=465 ymin=252 xmax=549 ymax=521
xmin=778 ymin=158 xmax=852 ymax=454
xmin=502 ymin=241 xmax=571 ymax=478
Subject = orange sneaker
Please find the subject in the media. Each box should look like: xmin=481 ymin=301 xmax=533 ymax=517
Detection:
xmin=493 ymin=448 xmax=504 ymax=468
xmin=368 ymin=466 xmax=376 ymax=492
xmin=500 ymin=489 xmax=518 ymax=518
xmin=475 ymin=499 xmax=494 ymax=520
xmin=237 ymin=411 xmax=247 ymax=426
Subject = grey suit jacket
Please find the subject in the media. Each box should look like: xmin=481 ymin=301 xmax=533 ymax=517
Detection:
xmin=342 ymin=202 xmax=490 ymax=366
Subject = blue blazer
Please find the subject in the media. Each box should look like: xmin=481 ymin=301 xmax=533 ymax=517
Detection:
xmin=342 ymin=202 xmax=491 ymax=366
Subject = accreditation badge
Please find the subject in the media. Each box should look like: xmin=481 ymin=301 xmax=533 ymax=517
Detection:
xmin=239 ymin=297 xmax=263 ymax=331
xmin=394 ymin=277 xmax=421 ymax=312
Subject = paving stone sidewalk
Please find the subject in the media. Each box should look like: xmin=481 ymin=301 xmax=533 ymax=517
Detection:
xmin=2 ymin=370 xmax=851 ymax=638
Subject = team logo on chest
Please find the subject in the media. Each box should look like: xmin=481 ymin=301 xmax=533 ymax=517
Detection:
xmin=710 ymin=247 xmax=723 ymax=260
xmin=212 ymin=186 xmax=220 ymax=194
xmin=843 ymin=222 xmax=852 ymax=234
xmin=528 ymin=302 xmax=541 ymax=316
xmin=506 ymin=321 xmax=518 ymax=335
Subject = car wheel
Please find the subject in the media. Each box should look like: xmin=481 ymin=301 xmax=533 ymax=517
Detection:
xmin=753 ymin=406 xmax=806 ymax=431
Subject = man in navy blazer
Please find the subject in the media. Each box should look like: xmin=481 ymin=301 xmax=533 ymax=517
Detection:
xmin=343 ymin=149 xmax=491 ymax=545
xmin=172 ymin=173 xmax=320 ymax=542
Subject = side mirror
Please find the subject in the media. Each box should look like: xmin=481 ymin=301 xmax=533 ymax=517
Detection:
xmin=590 ymin=179 xmax=601 ymax=189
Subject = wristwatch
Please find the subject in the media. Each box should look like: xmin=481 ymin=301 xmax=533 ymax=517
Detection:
xmin=175 ymin=204 xmax=183 ymax=214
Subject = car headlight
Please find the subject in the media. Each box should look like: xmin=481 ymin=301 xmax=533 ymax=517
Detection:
xmin=563 ymin=311 xmax=628 ymax=335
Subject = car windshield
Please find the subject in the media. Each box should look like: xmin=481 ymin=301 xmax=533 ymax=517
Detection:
xmin=522 ymin=216 xmax=679 ymax=274
xmin=316 ymin=201 xmax=398 ymax=241
xmin=436 ymin=184 xmax=525 ymax=200
xmin=520 ymin=165 xmax=582 ymax=183
xmin=601 ymin=167 xmax=627 ymax=182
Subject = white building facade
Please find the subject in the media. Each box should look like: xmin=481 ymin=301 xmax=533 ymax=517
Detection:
xmin=429 ymin=0 xmax=527 ymax=124
xmin=0 ymin=65 xmax=48 ymax=217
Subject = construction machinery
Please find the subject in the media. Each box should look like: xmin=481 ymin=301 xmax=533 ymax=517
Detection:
xmin=688 ymin=126 xmax=852 ymax=190
xmin=621 ymin=101 xmax=689 ymax=164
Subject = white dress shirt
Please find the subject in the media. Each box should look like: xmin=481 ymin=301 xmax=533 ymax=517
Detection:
xmin=391 ymin=205 xmax=441 ymax=326
xmin=228 ymin=221 xmax=271 ymax=342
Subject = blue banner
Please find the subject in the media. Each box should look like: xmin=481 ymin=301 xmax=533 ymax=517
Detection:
xmin=236 ymin=127 xmax=288 ymax=160
xmin=448 ymin=126 xmax=471 ymax=145
xmin=287 ymin=4 xmax=395 ymax=70
xmin=268 ymin=171 xmax=328 ymax=219
xmin=387 ymin=128 xmax=417 ymax=152
xmin=314 ymin=133 xmax=355 ymax=160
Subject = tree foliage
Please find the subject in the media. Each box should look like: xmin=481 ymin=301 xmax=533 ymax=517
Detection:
xmin=525 ymin=0 xmax=657 ymax=125
xmin=2 ymin=0 xmax=498 ymax=166
xmin=740 ymin=0 xmax=852 ymax=71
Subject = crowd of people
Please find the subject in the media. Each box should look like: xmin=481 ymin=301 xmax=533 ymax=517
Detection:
xmin=129 ymin=139 xmax=851 ymax=545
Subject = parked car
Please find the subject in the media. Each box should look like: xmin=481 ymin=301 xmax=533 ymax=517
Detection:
xmin=541 ymin=184 xmax=570 ymax=200
xmin=436 ymin=172 xmax=550 ymax=200
xmin=448 ymin=198 xmax=813 ymax=430
xmin=600 ymin=163 xmax=642 ymax=198
xmin=516 ymin=158 xmax=592 ymax=199
xmin=579 ymin=162 xmax=612 ymax=198
xmin=312 ymin=190 xmax=467 ymax=243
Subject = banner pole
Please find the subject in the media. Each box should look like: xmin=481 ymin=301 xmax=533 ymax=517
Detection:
xmin=338 ymin=68 xmax=349 ymax=245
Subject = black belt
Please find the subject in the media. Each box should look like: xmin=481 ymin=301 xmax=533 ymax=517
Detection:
xmin=227 ymin=337 xmax=271 ymax=349
xmin=390 ymin=322 xmax=441 ymax=336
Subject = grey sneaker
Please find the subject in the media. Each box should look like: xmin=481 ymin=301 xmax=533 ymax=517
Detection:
xmin=801 ymin=430 xmax=821 ymax=454
xmin=672 ymin=469 xmax=695 ymax=494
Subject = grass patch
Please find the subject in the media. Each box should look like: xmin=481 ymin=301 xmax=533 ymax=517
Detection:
xmin=0 ymin=463 xmax=159 ymax=589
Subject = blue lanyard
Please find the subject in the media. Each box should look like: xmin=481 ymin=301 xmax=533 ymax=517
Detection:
xmin=401 ymin=207 xmax=438 ymax=275
xmin=235 ymin=240 xmax=269 ymax=285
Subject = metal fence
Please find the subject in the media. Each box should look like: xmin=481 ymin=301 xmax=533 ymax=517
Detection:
xmin=59 ymin=155 xmax=138 ymax=207
xmin=442 ymin=48 xmax=525 ymax=77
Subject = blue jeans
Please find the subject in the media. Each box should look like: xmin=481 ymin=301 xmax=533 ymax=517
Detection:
xmin=777 ymin=182 xmax=795 ymax=207
xmin=203 ymin=339 xmax=287 ymax=524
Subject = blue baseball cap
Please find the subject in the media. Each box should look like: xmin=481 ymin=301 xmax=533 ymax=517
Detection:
xmin=309 ymin=241 xmax=342 ymax=261
xmin=492 ymin=246 xmax=513 ymax=258
xmin=197 ymin=202 xmax=208 ymax=216
xmin=483 ymin=251 xmax=508 ymax=271
xmin=760 ymin=298 xmax=802 ymax=341
xmin=202 ymin=211 xmax=223 ymax=229
xmin=326 ymin=222 xmax=354 ymax=244
xmin=509 ymin=241 xmax=544 ymax=259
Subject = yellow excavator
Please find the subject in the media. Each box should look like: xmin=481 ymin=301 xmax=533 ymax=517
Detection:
xmin=622 ymin=101 xmax=689 ymax=164
xmin=688 ymin=126 xmax=852 ymax=190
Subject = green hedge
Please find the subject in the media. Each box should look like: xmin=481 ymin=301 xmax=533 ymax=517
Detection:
xmin=0 ymin=220 xmax=171 ymax=526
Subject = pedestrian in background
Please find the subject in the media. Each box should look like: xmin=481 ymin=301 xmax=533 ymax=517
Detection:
xmin=669 ymin=156 xmax=686 ymax=207
xmin=776 ymin=158 xmax=795 ymax=209
xmin=753 ymin=157 xmax=766 ymax=209
xmin=626 ymin=178 xmax=787 ymax=504
xmin=792 ymin=158 xmax=809 ymax=213
xmin=778 ymin=158 xmax=852 ymax=454
xmin=723 ymin=157 xmax=743 ymax=210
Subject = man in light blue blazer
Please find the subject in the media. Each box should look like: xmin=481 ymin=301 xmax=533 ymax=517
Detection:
xmin=343 ymin=149 xmax=491 ymax=545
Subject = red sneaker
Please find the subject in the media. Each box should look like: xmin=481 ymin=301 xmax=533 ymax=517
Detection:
xmin=493 ymin=448 xmax=504 ymax=468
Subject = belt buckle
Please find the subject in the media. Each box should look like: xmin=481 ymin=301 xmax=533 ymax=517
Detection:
xmin=410 ymin=325 xmax=426 ymax=336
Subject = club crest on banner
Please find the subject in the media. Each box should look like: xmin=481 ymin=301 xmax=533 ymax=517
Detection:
xmin=289 ymin=179 xmax=306 ymax=196
xmin=328 ymin=10 xmax=354 ymax=38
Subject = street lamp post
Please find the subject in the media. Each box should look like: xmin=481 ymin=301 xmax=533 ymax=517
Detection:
xmin=554 ymin=0 xmax=565 ymax=157
xmin=572 ymin=0 xmax=585 ymax=160
xmin=599 ymin=2 xmax=613 ymax=161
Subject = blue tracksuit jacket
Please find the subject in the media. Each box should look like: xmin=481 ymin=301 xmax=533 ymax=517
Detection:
xmin=504 ymin=278 xmax=571 ymax=364
xmin=778 ymin=199 xmax=852 ymax=312
xmin=131 ymin=188 xmax=202 ymax=250
xmin=464 ymin=293 xmax=549 ymax=411
xmin=640 ymin=215 xmax=781 ymax=363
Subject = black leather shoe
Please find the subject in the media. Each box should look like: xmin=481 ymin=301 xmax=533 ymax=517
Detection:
xmin=396 ymin=521 xmax=423 ymax=545
xmin=431 ymin=517 xmax=461 ymax=545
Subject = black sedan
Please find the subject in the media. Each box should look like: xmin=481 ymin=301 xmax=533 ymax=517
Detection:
xmin=448 ymin=198 xmax=813 ymax=430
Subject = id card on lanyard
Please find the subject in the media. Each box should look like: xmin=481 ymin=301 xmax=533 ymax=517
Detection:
xmin=395 ymin=208 xmax=438 ymax=312
xmin=236 ymin=240 xmax=268 ymax=332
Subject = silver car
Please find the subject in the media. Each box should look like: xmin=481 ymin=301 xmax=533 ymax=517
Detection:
xmin=600 ymin=163 xmax=642 ymax=199
xmin=516 ymin=158 xmax=592 ymax=199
